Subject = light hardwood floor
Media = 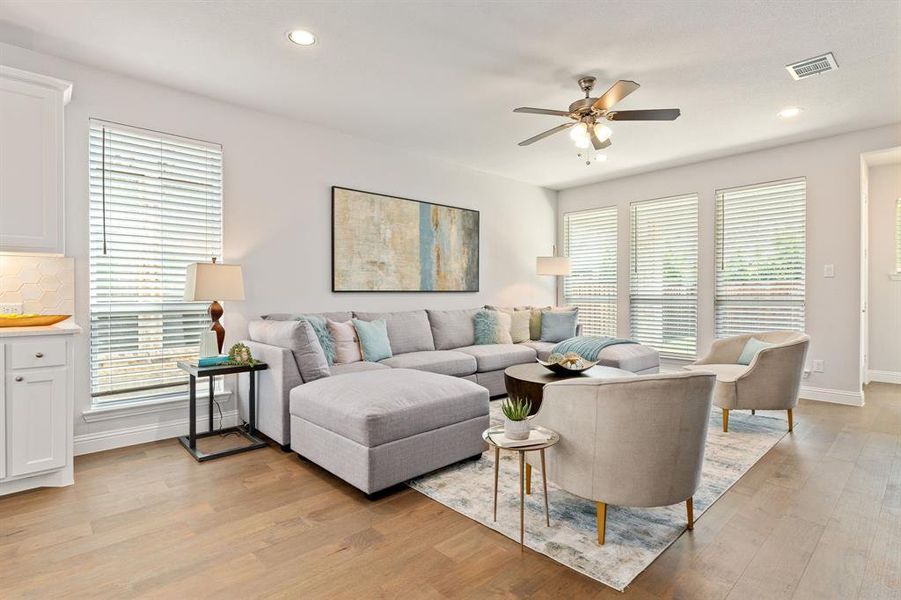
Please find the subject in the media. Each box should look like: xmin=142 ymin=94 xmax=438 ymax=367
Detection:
xmin=1 ymin=384 xmax=899 ymax=599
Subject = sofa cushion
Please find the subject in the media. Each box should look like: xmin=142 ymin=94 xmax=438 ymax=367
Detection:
xmin=540 ymin=309 xmax=579 ymax=342
xmin=427 ymin=308 xmax=480 ymax=350
xmin=328 ymin=319 xmax=363 ymax=364
xmin=456 ymin=344 xmax=537 ymax=372
xmin=520 ymin=340 xmax=555 ymax=361
xmin=263 ymin=311 xmax=353 ymax=322
xmin=597 ymin=343 xmax=660 ymax=373
xmin=330 ymin=361 xmax=391 ymax=377
xmin=683 ymin=363 xmax=749 ymax=383
xmin=379 ymin=350 xmax=477 ymax=377
xmin=354 ymin=310 xmax=435 ymax=355
xmin=474 ymin=310 xmax=513 ymax=345
xmin=353 ymin=318 xmax=393 ymax=362
xmin=247 ymin=319 xmax=329 ymax=382
xmin=289 ymin=369 xmax=488 ymax=446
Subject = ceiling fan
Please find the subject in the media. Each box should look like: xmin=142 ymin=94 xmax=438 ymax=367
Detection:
xmin=514 ymin=76 xmax=681 ymax=153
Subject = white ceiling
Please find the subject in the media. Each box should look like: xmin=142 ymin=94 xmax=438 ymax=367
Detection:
xmin=1 ymin=1 xmax=899 ymax=190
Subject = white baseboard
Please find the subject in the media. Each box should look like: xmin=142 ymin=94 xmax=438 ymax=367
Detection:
xmin=74 ymin=410 xmax=240 ymax=456
xmin=867 ymin=370 xmax=901 ymax=384
xmin=799 ymin=386 xmax=864 ymax=406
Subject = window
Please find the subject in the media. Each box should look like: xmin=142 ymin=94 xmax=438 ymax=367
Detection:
xmin=89 ymin=120 xmax=222 ymax=405
xmin=715 ymin=178 xmax=805 ymax=337
xmin=563 ymin=207 xmax=617 ymax=336
xmin=630 ymin=194 xmax=698 ymax=358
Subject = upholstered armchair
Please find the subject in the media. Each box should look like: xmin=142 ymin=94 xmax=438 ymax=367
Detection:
xmin=684 ymin=331 xmax=809 ymax=432
xmin=524 ymin=371 xmax=716 ymax=544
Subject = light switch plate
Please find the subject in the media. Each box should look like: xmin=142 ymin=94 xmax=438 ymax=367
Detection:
xmin=0 ymin=303 xmax=24 ymax=315
xmin=823 ymin=264 xmax=835 ymax=278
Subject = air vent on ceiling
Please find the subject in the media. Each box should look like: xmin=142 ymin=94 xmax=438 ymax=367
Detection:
xmin=785 ymin=52 xmax=839 ymax=80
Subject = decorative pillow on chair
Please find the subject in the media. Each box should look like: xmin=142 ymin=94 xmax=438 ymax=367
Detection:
xmin=352 ymin=318 xmax=393 ymax=362
xmin=540 ymin=308 xmax=579 ymax=342
xmin=298 ymin=315 xmax=336 ymax=365
xmin=327 ymin=319 xmax=362 ymax=364
xmin=474 ymin=310 xmax=513 ymax=345
xmin=737 ymin=337 xmax=776 ymax=365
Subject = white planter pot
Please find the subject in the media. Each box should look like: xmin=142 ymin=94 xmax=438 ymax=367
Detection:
xmin=504 ymin=418 xmax=530 ymax=440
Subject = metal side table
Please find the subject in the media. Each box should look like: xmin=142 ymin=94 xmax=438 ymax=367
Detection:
xmin=176 ymin=361 xmax=269 ymax=461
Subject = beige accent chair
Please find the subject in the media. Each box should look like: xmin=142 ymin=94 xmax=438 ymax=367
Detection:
xmin=684 ymin=331 xmax=809 ymax=433
xmin=524 ymin=371 xmax=716 ymax=544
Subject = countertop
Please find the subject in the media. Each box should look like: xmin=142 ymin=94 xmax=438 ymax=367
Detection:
xmin=0 ymin=319 xmax=82 ymax=338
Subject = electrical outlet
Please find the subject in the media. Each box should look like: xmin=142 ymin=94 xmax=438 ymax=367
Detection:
xmin=0 ymin=303 xmax=23 ymax=315
xmin=823 ymin=264 xmax=835 ymax=278
xmin=812 ymin=359 xmax=825 ymax=372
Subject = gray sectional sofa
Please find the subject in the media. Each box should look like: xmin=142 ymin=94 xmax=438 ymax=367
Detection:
xmin=237 ymin=307 xmax=659 ymax=494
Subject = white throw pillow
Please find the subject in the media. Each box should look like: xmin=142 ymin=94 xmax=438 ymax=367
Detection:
xmin=327 ymin=319 xmax=362 ymax=364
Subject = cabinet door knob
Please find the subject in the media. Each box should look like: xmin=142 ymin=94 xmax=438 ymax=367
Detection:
xmin=35 ymin=352 xmax=44 ymax=358
xmin=15 ymin=376 xmax=23 ymax=382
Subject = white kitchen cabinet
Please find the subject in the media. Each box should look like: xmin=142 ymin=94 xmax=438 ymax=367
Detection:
xmin=0 ymin=66 xmax=73 ymax=255
xmin=0 ymin=323 xmax=79 ymax=496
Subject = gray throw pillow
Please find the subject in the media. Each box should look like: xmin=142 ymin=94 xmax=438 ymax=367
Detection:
xmin=294 ymin=320 xmax=331 ymax=382
xmin=540 ymin=309 xmax=579 ymax=342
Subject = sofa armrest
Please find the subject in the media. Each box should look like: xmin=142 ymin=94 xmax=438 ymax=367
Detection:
xmin=237 ymin=340 xmax=303 ymax=445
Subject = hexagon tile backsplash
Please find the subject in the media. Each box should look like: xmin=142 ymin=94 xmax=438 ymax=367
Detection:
xmin=0 ymin=255 xmax=75 ymax=315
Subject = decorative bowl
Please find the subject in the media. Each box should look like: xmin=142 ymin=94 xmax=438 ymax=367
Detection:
xmin=537 ymin=358 xmax=599 ymax=376
xmin=0 ymin=314 xmax=70 ymax=328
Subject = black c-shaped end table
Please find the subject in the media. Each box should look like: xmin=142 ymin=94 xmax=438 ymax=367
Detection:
xmin=176 ymin=361 xmax=269 ymax=462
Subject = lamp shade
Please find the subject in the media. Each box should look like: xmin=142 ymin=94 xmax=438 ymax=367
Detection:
xmin=184 ymin=262 xmax=245 ymax=301
xmin=536 ymin=255 xmax=571 ymax=276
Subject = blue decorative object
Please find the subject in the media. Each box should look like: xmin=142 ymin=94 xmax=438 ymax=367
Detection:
xmin=539 ymin=310 xmax=579 ymax=342
xmin=198 ymin=355 xmax=229 ymax=367
xmin=353 ymin=318 xmax=393 ymax=362
xmin=298 ymin=315 xmax=336 ymax=365
xmin=474 ymin=310 xmax=508 ymax=344
xmin=551 ymin=336 xmax=636 ymax=361
xmin=737 ymin=337 xmax=776 ymax=365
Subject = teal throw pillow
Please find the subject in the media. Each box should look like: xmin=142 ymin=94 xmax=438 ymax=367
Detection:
xmin=736 ymin=337 xmax=776 ymax=365
xmin=352 ymin=318 xmax=393 ymax=362
xmin=473 ymin=310 xmax=513 ymax=345
xmin=299 ymin=315 xmax=335 ymax=365
xmin=540 ymin=309 xmax=578 ymax=342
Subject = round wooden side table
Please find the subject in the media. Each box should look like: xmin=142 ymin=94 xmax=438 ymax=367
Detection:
xmin=503 ymin=363 xmax=633 ymax=414
xmin=482 ymin=424 xmax=560 ymax=550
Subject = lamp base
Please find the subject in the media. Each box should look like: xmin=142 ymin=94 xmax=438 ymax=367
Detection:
xmin=208 ymin=300 xmax=224 ymax=354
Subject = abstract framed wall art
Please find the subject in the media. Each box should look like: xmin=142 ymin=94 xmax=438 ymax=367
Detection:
xmin=332 ymin=186 xmax=480 ymax=292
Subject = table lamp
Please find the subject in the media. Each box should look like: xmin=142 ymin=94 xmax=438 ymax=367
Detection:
xmin=184 ymin=258 xmax=245 ymax=354
xmin=536 ymin=245 xmax=571 ymax=276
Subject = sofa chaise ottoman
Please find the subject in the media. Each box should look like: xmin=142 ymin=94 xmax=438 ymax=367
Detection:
xmin=289 ymin=368 xmax=489 ymax=495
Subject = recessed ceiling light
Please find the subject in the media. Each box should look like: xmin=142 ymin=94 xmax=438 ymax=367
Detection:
xmin=287 ymin=30 xmax=317 ymax=46
xmin=778 ymin=106 xmax=802 ymax=119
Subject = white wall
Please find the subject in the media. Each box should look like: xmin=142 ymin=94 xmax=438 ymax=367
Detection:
xmin=867 ymin=163 xmax=901 ymax=378
xmin=0 ymin=42 xmax=557 ymax=451
xmin=558 ymin=124 xmax=901 ymax=403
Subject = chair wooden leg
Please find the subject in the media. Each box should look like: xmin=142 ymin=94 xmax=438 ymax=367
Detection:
xmin=751 ymin=409 xmax=755 ymax=415
xmin=686 ymin=497 xmax=694 ymax=530
xmin=596 ymin=502 xmax=607 ymax=545
xmin=787 ymin=409 xmax=793 ymax=432
xmin=525 ymin=463 xmax=532 ymax=495
xmin=722 ymin=409 xmax=729 ymax=432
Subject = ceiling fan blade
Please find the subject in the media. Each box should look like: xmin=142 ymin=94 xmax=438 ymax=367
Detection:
xmin=518 ymin=122 xmax=574 ymax=146
xmin=514 ymin=107 xmax=572 ymax=117
xmin=589 ymin=128 xmax=612 ymax=150
xmin=591 ymin=80 xmax=640 ymax=112
xmin=608 ymin=109 xmax=681 ymax=121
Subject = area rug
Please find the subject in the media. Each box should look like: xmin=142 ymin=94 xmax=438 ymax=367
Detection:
xmin=408 ymin=402 xmax=789 ymax=591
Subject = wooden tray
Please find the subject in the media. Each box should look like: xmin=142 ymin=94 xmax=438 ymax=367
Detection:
xmin=0 ymin=314 xmax=70 ymax=328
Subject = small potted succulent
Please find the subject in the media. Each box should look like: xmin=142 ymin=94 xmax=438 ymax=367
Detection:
xmin=501 ymin=397 xmax=532 ymax=440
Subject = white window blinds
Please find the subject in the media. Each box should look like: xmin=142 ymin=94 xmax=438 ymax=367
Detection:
xmin=715 ymin=178 xmax=805 ymax=337
xmin=89 ymin=120 xmax=222 ymax=405
xmin=630 ymin=194 xmax=698 ymax=358
xmin=563 ymin=207 xmax=618 ymax=336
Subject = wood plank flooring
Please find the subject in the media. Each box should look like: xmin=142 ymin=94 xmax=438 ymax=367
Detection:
xmin=1 ymin=384 xmax=899 ymax=599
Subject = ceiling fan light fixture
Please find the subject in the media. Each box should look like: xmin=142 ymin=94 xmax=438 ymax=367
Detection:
xmin=595 ymin=153 xmax=608 ymax=162
xmin=593 ymin=124 xmax=612 ymax=141
xmin=574 ymin=136 xmax=590 ymax=149
xmin=287 ymin=29 xmax=317 ymax=46
xmin=569 ymin=122 xmax=589 ymax=142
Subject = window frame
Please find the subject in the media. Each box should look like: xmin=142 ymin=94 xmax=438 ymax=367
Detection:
xmin=562 ymin=205 xmax=618 ymax=337
xmin=88 ymin=119 xmax=223 ymax=407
